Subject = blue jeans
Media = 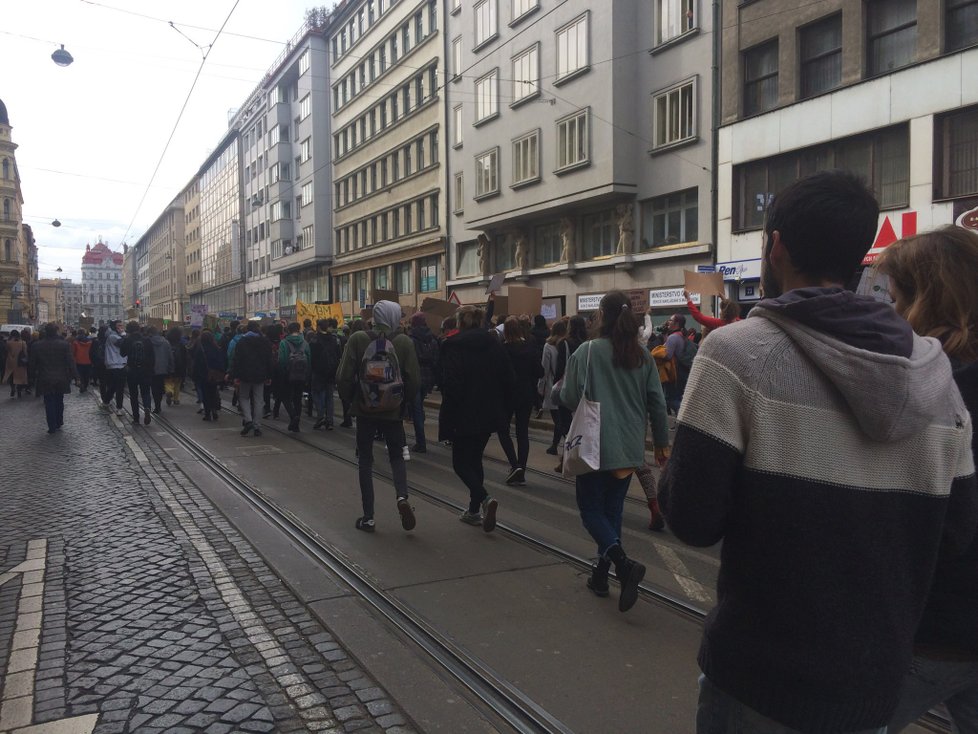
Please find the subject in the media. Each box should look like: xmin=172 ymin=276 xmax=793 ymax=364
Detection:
xmin=575 ymin=471 xmax=631 ymax=557
xmin=697 ymin=675 xmax=888 ymax=734
xmin=313 ymin=380 xmax=335 ymax=425
xmin=890 ymin=655 xmax=978 ymax=733
xmin=409 ymin=389 xmax=427 ymax=448
xmin=43 ymin=392 xmax=65 ymax=432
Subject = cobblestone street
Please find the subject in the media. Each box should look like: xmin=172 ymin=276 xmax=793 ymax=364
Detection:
xmin=0 ymin=391 xmax=415 ymax=734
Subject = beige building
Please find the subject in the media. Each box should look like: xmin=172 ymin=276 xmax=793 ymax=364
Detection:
xmin=716 ymin=0 xmax=978 ymax=301
xmin=135 ymin=195 xmax=187 ymax=324
xmin=38 ymin=278 xmax=65 ymax=324
xmin=328 ymin=0 xmax=446 ymax=314
xmin=0 ymin=97 xmax=35 ymax=324
xmin=183 ymin=176 xmax=201 ymax=322
xmin=62 ymin=279 xmax=83 ymax=327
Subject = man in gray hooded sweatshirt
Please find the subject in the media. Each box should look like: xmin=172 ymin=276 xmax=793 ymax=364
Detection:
xmin=337 ymin=300 xmax=420 ymax=533
xmin=147 ymin=326 xmax=174 ymax=414
xmin=660 ymin=171 xmax=978 ymax=734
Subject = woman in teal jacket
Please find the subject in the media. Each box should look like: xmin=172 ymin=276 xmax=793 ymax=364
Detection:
xmin=560 ymin=290 xmax=670 ymax=613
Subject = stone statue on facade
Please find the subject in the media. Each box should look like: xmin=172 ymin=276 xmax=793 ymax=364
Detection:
xmin=616 ymin=203 xmax=634 ymax=256
xmin=559 ymin=218 xmax=574 ymax=264
xmin=513 ymin=229 xmax=528 ymax=271
xmin=476 ymin=232 xmax=490 ymax=275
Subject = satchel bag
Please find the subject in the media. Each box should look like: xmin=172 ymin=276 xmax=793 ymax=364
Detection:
xmin=562 ymin=342 xmax=601 ymax=478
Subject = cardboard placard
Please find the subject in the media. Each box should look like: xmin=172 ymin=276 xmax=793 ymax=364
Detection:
xmin=371 ymin=289 xmax=399 ymax=305
xmin=296 ymin=300 xmax=344 ymax=324
xmin=485 ymin=273 xmax=505 ymax=294
xmin=626 ymin=289 xmax=648 ymax=314
xmin=506 ymin=286 xmax=543 ymax=318
xmin=491 ymin=295 xmax=509 ymax=319
xmin=420 ymin=297 xmax=458 ymax=318
xmin=683 ymin=270 xmax=726 ymax=298
xmin=147 ymin=318 xmax=167 ymax=331
xmin=418 ymin=310 xmax=444 ymax=334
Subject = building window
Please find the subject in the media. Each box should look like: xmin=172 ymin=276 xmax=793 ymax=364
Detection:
xmin=452 ymin=36 xmax=463 ymax=80
xmin=373 ymin=266 xmax=389 ymax=290
xmin=534 ymin=223 xmax=562 ymax=266
xmin=799 ymin=14 xmax=842 ymax=99
xmin=475 ymin=148 xmax=499 ymax=198
xmin=652 ymin=79 xmax=695 ymax=149
xmin=302 ymin=182 xmax=313 ymax=206
xmin=513 ymin=0 xmax=538 ymax=22
xmin=655 ymin=0 xmax=694 ymax=46
xmin=475 ymin=69 xmax=499 ymax=122
xmin=1 ymin=159 xmax=8 ymax=180
xmin=937 ymin=106 xmax=978 ymax=199
xmin=299 ymin=94 xmax=311 ymax=120
xmin=866 ymin=0 xmax=916 ymax=76
xmin=336 ymin=276 xmax=351 ymax=302
xmin=512 ymin=130 xmax=540 ymax=186
xmin=743 ymin=40 xmax=778 ymax=116
xmin=734 ymin=124 xmax=910 ymax=230
xmin=419 ymin=256 xmax=439 ymax=292
xmin=493 ymin=234 xmax=514 ymax=270
xmin=556 ymin=13 xmax=589 ymax=82
xmin=946 ymin=0 xmax=978 ymax=52
xmin=453 ymin=172 xmax=465 ymax=213
xmin=512 ymin=44 xmax=539 ymax=104
xmin=556 ymin=109 xmax=589 ymax=171
xmin=641 ymin=188 xmax=698 ymax=249
xmin=456 ymin=242 xmax=479 ymax=276
xmin=393 ymin=262 xmax=412 ymax=294
xmin=582 ymin=210 xmax=617 ymax=259
xmin=474 ymin=0 xmax=497 ymax=47
xmin=300 ymin=138 xmax=312 ymax=163
xmin=453 ymin=105 xmax=464 ymax=147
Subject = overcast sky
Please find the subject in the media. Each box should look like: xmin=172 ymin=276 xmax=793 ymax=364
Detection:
xmin=3 ymin=0 xmax=325 ymax=282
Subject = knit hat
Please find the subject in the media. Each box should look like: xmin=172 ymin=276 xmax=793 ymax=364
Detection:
xmin=410 ymin=312 xmax=427 ymax=329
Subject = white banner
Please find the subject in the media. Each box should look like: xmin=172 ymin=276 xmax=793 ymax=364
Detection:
xmin=190 ymin=304 xmax=208 ymax=328
xmin=576 ymin=293 xmax=604 ymax=312
xmin=649 ymin=288 xmax=699 ymax=308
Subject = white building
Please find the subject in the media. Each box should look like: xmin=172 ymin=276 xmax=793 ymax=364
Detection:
xmin=80 ymin=240 xmax=124 ymax=326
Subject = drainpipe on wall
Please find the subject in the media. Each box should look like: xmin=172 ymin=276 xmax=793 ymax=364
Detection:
xmin=441 ymin=10 xmax=454 ymax=300
xmin=710 ymin=0 xmax=721 ymax=263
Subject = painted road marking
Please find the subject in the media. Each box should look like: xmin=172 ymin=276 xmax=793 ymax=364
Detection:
xmin=655 ymin=545 xmax=713 ymax=604
xmin=0 ymin=539 xmax=99 ymax=734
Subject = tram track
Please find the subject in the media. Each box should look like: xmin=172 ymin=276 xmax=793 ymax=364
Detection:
xmin=160 ymin=389 xmax=951 ymax=733
xmin=151 ymin=409 xmax=574 ymax=734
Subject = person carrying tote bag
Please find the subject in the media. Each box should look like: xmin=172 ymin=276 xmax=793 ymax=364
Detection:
xmin=559 ymin=291 xmax=671 ymax=613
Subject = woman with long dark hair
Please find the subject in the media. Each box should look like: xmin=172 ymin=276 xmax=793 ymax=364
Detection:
xmin=541 ymin=318 xmax=568 ymax=455
xmin=559 ymin=291 xmax=670 ymax=613
xmin=878 ymin=226 xmax=978 ymax=732
xmin=192 ymin=330 xmax=226 ymax=421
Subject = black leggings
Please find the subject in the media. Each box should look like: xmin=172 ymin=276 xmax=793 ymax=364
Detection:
xmin=497 ymin=403 xmax=532 ymax=470
xmin=550 ymin=409 xmax=561 ymax=448
xmin=452 ymin=433 xmax=491 ymax=513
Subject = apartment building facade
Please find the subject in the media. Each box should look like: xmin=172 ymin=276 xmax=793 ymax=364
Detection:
xmin=0 ymin=97 xmax=36 ymax=324
xmin=182 ymin=177 xmax=201 ymax=322
xmin=135 ymin=194 xmax=186 ymax=324
xmin=62 ymin=279 xmax=83 ymax=327
xmin=717 ymin=0 xmax=978 ymax=302
xmin=445 ymin=0 xmax=714 ymax=321
xmin=80 ymin=239 xmax=124 ymax=326
xmin=38 ymin=278 xmax=64 ymax=324
xmin=328 ymin=0 xmax=447 ymax=314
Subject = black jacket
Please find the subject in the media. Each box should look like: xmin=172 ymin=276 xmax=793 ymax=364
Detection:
xmin=504 ymin=339 xmax=544 ymax=408
xmin=120 ymin=335 xmax=155 ymax=380
xmin=29 ymin=337 xmax=75 ymax=395
xmin=229 ymin=334 xmax=275 ymax=384
xmin=438 ymin=328 xmax=516 ymax=440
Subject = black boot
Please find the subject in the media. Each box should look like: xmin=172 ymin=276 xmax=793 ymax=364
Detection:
xmin=586 ymin=558 xmax=610 ymax=597
xmin=607 ymin=544 xmax=645 ymax=613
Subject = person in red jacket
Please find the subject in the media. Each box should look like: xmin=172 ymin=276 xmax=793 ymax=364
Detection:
xmin=683 ymin=290 xmax=742 ymax=332
xmin=71 ymin=329 xmax=93 ymax=393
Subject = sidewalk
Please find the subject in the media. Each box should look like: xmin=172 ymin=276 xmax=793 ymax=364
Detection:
xmin=0 ymin=391 xmax=415 ymax=734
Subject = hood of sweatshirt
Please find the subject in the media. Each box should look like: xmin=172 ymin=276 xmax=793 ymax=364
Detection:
xmin=752 ymin=287 xmax=954 ymax=442
xmin=372 ymin=300 xmax=402 ymax=333
xmin=283 ymin=333 xmax=305 ymax=347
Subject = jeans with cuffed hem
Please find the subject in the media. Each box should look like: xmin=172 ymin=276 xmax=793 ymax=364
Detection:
xmin=451 ymin=433 xmax=491 ymax=513
xmin=355 ymin=416 xmax=408 ymax=518
xmin=575 ymin=470 xmax=631 ymax=558
xmin=889 ymin=655 xmax=978 ymax=733
xmin=697 ymin=674 xmax=888 ymax=734
xmin=313 ymin=379 xmax=335 ymax=424
xmin=239 ymin=382 xmax=263 ymax=429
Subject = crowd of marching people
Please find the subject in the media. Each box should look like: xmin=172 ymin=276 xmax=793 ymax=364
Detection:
xmin=6 ymin=169 xmax=978 ymax=732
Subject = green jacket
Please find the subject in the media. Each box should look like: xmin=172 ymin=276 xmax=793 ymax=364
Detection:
xmin=278 ymin=333 xmax=311 ymax=372
xmin=336 ymin=328 xmax=420 ymax=420
xmin=559 ymin=337 xmax=669 ymax=470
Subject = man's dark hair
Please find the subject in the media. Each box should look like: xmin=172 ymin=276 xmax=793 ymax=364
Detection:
xmin=764 ymin=171 xmax=879 ymax=283
xmin=44 ymin=323 xmax=58 ymax=338
xmin=303 ymin=319 xmax=312 ymax=329
xmin=326 ymin=318 xmax=338 ymax=329
xmin=288 ymin=321 xmax=301 ymax=334
xmin=316 ymin=318 xmax=329 ymax=332
xmin=247 ymin=321 xmax=260 ymax=333
xmin=126 ymin=321 xmax=140 ymax=334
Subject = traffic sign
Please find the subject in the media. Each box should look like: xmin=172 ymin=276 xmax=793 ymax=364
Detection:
xmin=447 ymin=290 xmax=462 ymax=306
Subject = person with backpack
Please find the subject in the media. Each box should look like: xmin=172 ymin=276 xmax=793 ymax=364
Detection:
xmin=229 ymin=321 xmax=274 ymax=437
xmin=308 ymin=318 xmax=342 ymax=431
xmin=147 ymin=326 xmax=173 ymax=414
xmin=656 ymin=313 xmax=696 ymax=415
xmin=408 ymin=312 xmax=439 ymax=453
xmin=336 ymin=300 xmax=420 ymax=533
xmin=120 ymin=322 xmax=155 ymax=425
xmin=278 ymin=322 xmax=311 ymax=432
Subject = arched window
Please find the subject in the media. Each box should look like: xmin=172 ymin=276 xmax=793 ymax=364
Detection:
xmin=3 ymin=239 xmax=11 ymax=262
xmin=2 ymin=198 xmax=9 ymax=221
xmin=1 ymin=159 xmax=8 ymax=179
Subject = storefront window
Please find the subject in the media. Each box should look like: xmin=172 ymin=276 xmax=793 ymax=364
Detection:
xmin=418 ymin=256 xmax=439 ymax=292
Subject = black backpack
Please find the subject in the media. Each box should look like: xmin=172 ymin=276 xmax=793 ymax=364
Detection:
xmin=90 ymin=338 xmax=105 ymax=367
xmin=285 ymin=339 xmax=309 ymax=383
xmin=414 ymin=334 xmax=439 ymax=392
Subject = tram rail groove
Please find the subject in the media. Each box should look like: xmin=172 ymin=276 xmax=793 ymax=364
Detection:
xmin=152 ymin=411 xmax=574 ymax=734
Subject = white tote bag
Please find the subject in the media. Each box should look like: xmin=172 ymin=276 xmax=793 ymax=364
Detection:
xmin=563 ymin=342 xmax=601 ymax=478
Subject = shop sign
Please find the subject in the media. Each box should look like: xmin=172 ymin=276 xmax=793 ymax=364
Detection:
xmin=649 ymin=288 xmax=699 ymax=308
xmin=862 ymin=212 xmax=917 ymax=265
xmin=716 ymin=259 xmax=762 ymax=281
xmin=577 ymin=293 xmax=604 ymax=312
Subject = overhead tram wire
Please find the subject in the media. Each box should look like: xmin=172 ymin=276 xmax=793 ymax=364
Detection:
xmin=118 ymin=0 xmax=244 ymax=247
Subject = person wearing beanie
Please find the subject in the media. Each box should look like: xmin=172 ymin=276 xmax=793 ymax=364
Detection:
xmin=337 ymin=300 xmax=420 ymax=533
